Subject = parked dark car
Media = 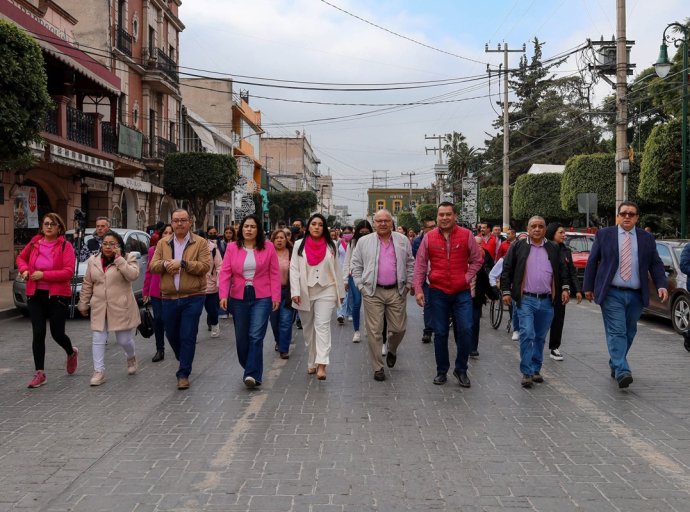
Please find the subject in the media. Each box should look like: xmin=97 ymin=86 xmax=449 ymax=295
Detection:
xmin=643 ymin=240 xmax=690 ymax=334
xmin=13 ymin=228 xmax=150 ymax=316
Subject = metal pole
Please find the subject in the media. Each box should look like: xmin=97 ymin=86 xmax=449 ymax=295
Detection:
xmin=502 ymin=48 xmax=510 ymax=229
xmin=681 ymin=30 xmax=688 ymax=238
xmin=615 ymin=0 xmax=628 ymax=208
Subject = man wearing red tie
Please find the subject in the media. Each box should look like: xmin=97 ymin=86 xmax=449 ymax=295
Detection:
xmin=583 ymin=201 xmax=668 ymax=389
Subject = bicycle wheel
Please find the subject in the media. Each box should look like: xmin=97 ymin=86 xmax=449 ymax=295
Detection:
xmin=490 ymin=299 xmax=503 ymax=329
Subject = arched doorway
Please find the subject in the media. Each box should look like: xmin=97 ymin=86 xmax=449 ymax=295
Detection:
xmin=120 ymin=189 xmax=138 ymax=229
xmin=111 ymin=205 xmax=122 ymax=228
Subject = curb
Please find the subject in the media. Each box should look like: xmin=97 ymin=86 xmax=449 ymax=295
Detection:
xmin=0 ymin=308 xmax=22 ymax=320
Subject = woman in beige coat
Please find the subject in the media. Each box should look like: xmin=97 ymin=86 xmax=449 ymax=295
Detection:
xmin=78 ymin=231 xmax=140 ymax=386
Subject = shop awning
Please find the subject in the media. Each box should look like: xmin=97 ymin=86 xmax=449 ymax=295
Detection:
xmin=187 ymin=118 xmax=216 ymax=153
xmin=0 ymin=1 xmax=121 ymax=95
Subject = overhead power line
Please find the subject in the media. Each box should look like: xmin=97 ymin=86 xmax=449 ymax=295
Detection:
xmin=319 ymin=0 xmax=488 ymax=65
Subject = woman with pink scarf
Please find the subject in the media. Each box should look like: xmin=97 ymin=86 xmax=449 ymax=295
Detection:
xmin=290 ymin=213 xmax=345 ymax=380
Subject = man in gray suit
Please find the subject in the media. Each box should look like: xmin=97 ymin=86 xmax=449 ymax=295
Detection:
xmin=351 ymin=209 xmax=415 ymax=382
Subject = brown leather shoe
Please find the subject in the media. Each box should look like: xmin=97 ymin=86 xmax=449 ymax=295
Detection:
xmin=279 ymin=352 xmax=289 ymax=359
xmin=177 ymin=377 xmax=190 ymax=390
xmin=316 ymin=364 xmax=327 ymax=380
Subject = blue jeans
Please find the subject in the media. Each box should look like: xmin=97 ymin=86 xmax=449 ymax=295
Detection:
xmin=270 ymin=286 xmax=295 ymax=353
xmin=337 ymin=288 xmax=352 ymax=318
xmin=428 ymin=288 xmax=473 ymax=374
xmin=204 ymin=292 xmax=219 ymax=327
xmin=348 ymin=275 xmax=362 ymax=331
xmin=600 ymin=287 xmax=643 ymax=378
xmin=423 ymin=282 xmax=433 ymax=335
xmin=512 ymin=299 xmax=519 ymax=332
xmin=150 ymin=297 xmax=165 ymax=352
xmin=516 ymin=295 xmax=554 ymax=375
xmin=162 ymin=295 xmax=205 ymax=379
xmin=231 ymin=287 xmax=272 ymax=383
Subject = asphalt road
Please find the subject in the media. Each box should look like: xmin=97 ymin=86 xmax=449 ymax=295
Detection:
xmin=0 ymin=297 xmax=689 ymax=511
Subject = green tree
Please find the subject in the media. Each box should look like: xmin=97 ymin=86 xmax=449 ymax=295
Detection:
xmin=443 ymin=131 xmax=481 ymax=191
xmin=561 ymin=153 xmax=641 ymax=220
xmin=268 ymin=204 xmax=285 ymax=226
xmin=416 ymin=203 xmax=437 ymax=224
xmin=396 ymin=211 xmax=419 ymax=232
xmin=267 ymin=191 xmax=318 ymax=222
xmin=482 ymin=39 xmax=602 ymax=185
xmin=163 ymin=153 xmax=238 ymax=229
xmin=0 ymin=19 xmax=53 ymax=164
xmin=638 ymin=118 xmax=685 ymax=214
xmin=513 ymin=173 xmax=568 ymax=221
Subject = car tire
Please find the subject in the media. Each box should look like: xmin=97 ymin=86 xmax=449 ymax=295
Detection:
xmin=672 ymin=294 xmax=690 ymax=335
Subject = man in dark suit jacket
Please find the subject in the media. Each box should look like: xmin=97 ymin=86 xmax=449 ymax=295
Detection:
xmin=583 ymin=201 xmax=668 ymax=389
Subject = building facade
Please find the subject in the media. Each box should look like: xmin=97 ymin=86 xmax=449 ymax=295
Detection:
xmin=261 ymin=133 xmax=320 ymax=194
xmin=367 ymin=187 xmax=432 ymax=218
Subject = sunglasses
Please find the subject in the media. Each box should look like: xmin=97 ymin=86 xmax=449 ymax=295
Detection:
xmin=618 ymin=211 xmax=638 ymax=218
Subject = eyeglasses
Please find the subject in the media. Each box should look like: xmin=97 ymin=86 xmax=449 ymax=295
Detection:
xmin=43 ymin=221 xmax=57 ymax=227
xmin=102 ymin=242 xmax=119 ymax=247
xmin=172 ymin=218 xmax=189 ymax=224
xmin=618 ymin=211 xmax=638 ymax=218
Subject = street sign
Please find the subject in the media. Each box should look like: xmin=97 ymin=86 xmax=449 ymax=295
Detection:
xmin=461 ymin=177 xmax=478 ymax=226
xmin=577 ymin=193 xmax=598 ymax=227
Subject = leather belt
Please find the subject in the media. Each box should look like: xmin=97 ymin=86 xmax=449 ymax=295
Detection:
xmin=376 ymin=284 xmax=397 ymax=290
xmin=523 ymin=291 xmax=551 ymax=299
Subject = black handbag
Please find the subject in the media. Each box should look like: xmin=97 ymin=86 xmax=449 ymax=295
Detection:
xmin=137 ymin=303 xmax=155 ymax=338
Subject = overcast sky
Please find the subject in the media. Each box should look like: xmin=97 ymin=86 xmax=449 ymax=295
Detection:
xmin=179 ymin=0 xmax=686 ymax=217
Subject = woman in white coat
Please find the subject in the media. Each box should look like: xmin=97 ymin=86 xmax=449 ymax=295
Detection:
xmin=78 ymin=231 xmax=141 ymax=386
xmin=290 ymin=213 xmax=345 ymax=380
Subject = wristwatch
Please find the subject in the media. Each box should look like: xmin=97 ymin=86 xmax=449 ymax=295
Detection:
xmin=180 ymin=259 xmax=187 ymax=270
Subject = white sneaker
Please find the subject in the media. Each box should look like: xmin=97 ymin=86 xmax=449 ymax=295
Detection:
xmin=381 ymin=343 xmax=387 ymax=356
xmin=244 ymin=376 xmax=256 ymax=388
xmin=347 ymin=316 xmax=353 ymax=322
xmin=90 ymin=370 xmax=105 ymax=386
xmin=211 ymin=324 xmax=220 ymax=338
xmin=511 ymin=331 xmax=519 ymax=341
xmin=550 ymin=349 xmax=564 ymax=361
xmin=352 ymin=331 xmax=361 ymax=343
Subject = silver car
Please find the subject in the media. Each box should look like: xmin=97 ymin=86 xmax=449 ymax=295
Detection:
xmin=13 ymin=228 xmax=151 ymax=316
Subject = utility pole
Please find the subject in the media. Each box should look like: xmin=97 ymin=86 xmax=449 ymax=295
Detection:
xmin=615 ymin=0 xmax=629 ymax=208
xmin=485 ymin=42 xmax=524 ymax=229
xmin=425 ymin=134 xmax=446 ymax=204
xmin=401 ymin=171 xmax=418 ymax=207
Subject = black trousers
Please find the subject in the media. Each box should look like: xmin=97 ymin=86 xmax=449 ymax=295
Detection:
xmin=27 ymin=289 xmax=73 ymax=370
xmin=549 ymin=299 xmax=566 ymax=350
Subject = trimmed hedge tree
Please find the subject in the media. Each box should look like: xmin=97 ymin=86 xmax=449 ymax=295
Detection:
xmin=163 ymin=152 xmax=238 ymax=229
xmin=478 ymin=186 xmax=504 ymax=224
xmin=560 ymin=153 xmax=641 ymax=219
xmin=513 ymin=172 xmax=568 ymax=221
xmin=638 ymin=118 xmax=683 ymax=209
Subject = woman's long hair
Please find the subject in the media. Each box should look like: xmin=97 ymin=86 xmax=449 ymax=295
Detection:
xmin=351 ymin=219 xmax=373 ymax=248
xmin=236 ymin=214 xmax=265 ymax=250
xmin=297 ymin=213 xmax=336 ymax=257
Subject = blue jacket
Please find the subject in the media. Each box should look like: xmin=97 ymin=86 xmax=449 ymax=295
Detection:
xmin=582 ymin=226 xmax=666 ymax=307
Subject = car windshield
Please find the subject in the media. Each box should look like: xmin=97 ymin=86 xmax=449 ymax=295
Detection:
xmin=565 ymin=236 xmax=594 ymax=252
xmin=673 ymin=246 xmax=686 ymax=261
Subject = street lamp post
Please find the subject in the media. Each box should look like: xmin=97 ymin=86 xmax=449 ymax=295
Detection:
xmin=655 ymin=22 xmax=689 ymax=238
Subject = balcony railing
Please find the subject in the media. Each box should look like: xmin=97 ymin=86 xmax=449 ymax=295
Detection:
xmin=44 ymin=109 xmax=58 ymax=135
xmin=116 ymin=26 xmax=133 ymax=57
xmin=144 ymin=47 xmax=179 ymax=83
xmin=142 ymin=135 xmax=177 ymax=160
xmin=101 ymin=122 xmax=117 ymax=154
xmin=66 ymin=106 xmax=95 ymax=147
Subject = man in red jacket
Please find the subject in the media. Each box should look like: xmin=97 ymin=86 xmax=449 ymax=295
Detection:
xmin=413 ymin=202 xmax=483 ymax=387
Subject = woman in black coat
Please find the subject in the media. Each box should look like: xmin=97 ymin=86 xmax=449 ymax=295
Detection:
xmin=545 ymin=223 xmax=583 ymax=361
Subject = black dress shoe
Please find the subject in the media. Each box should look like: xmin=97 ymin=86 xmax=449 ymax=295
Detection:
xmin=469 ymin=351 xmax=479 ymax=359
xmin=617 ymin=372 xmax=633 ymax=388
xmin=453 ymin=370 xmax=471 ymax=388
xmin=433 ymin=373 xmax=447 ymax=385
xmin=422 ymin=333 xmax=432 ymax=344
xmin=386 ymin=351 xmax=397 ymax=368
xmin=374 ymin=369 xmax=385 ymax=381
xmin=152 ymin=351 xmax=164 ymax=363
